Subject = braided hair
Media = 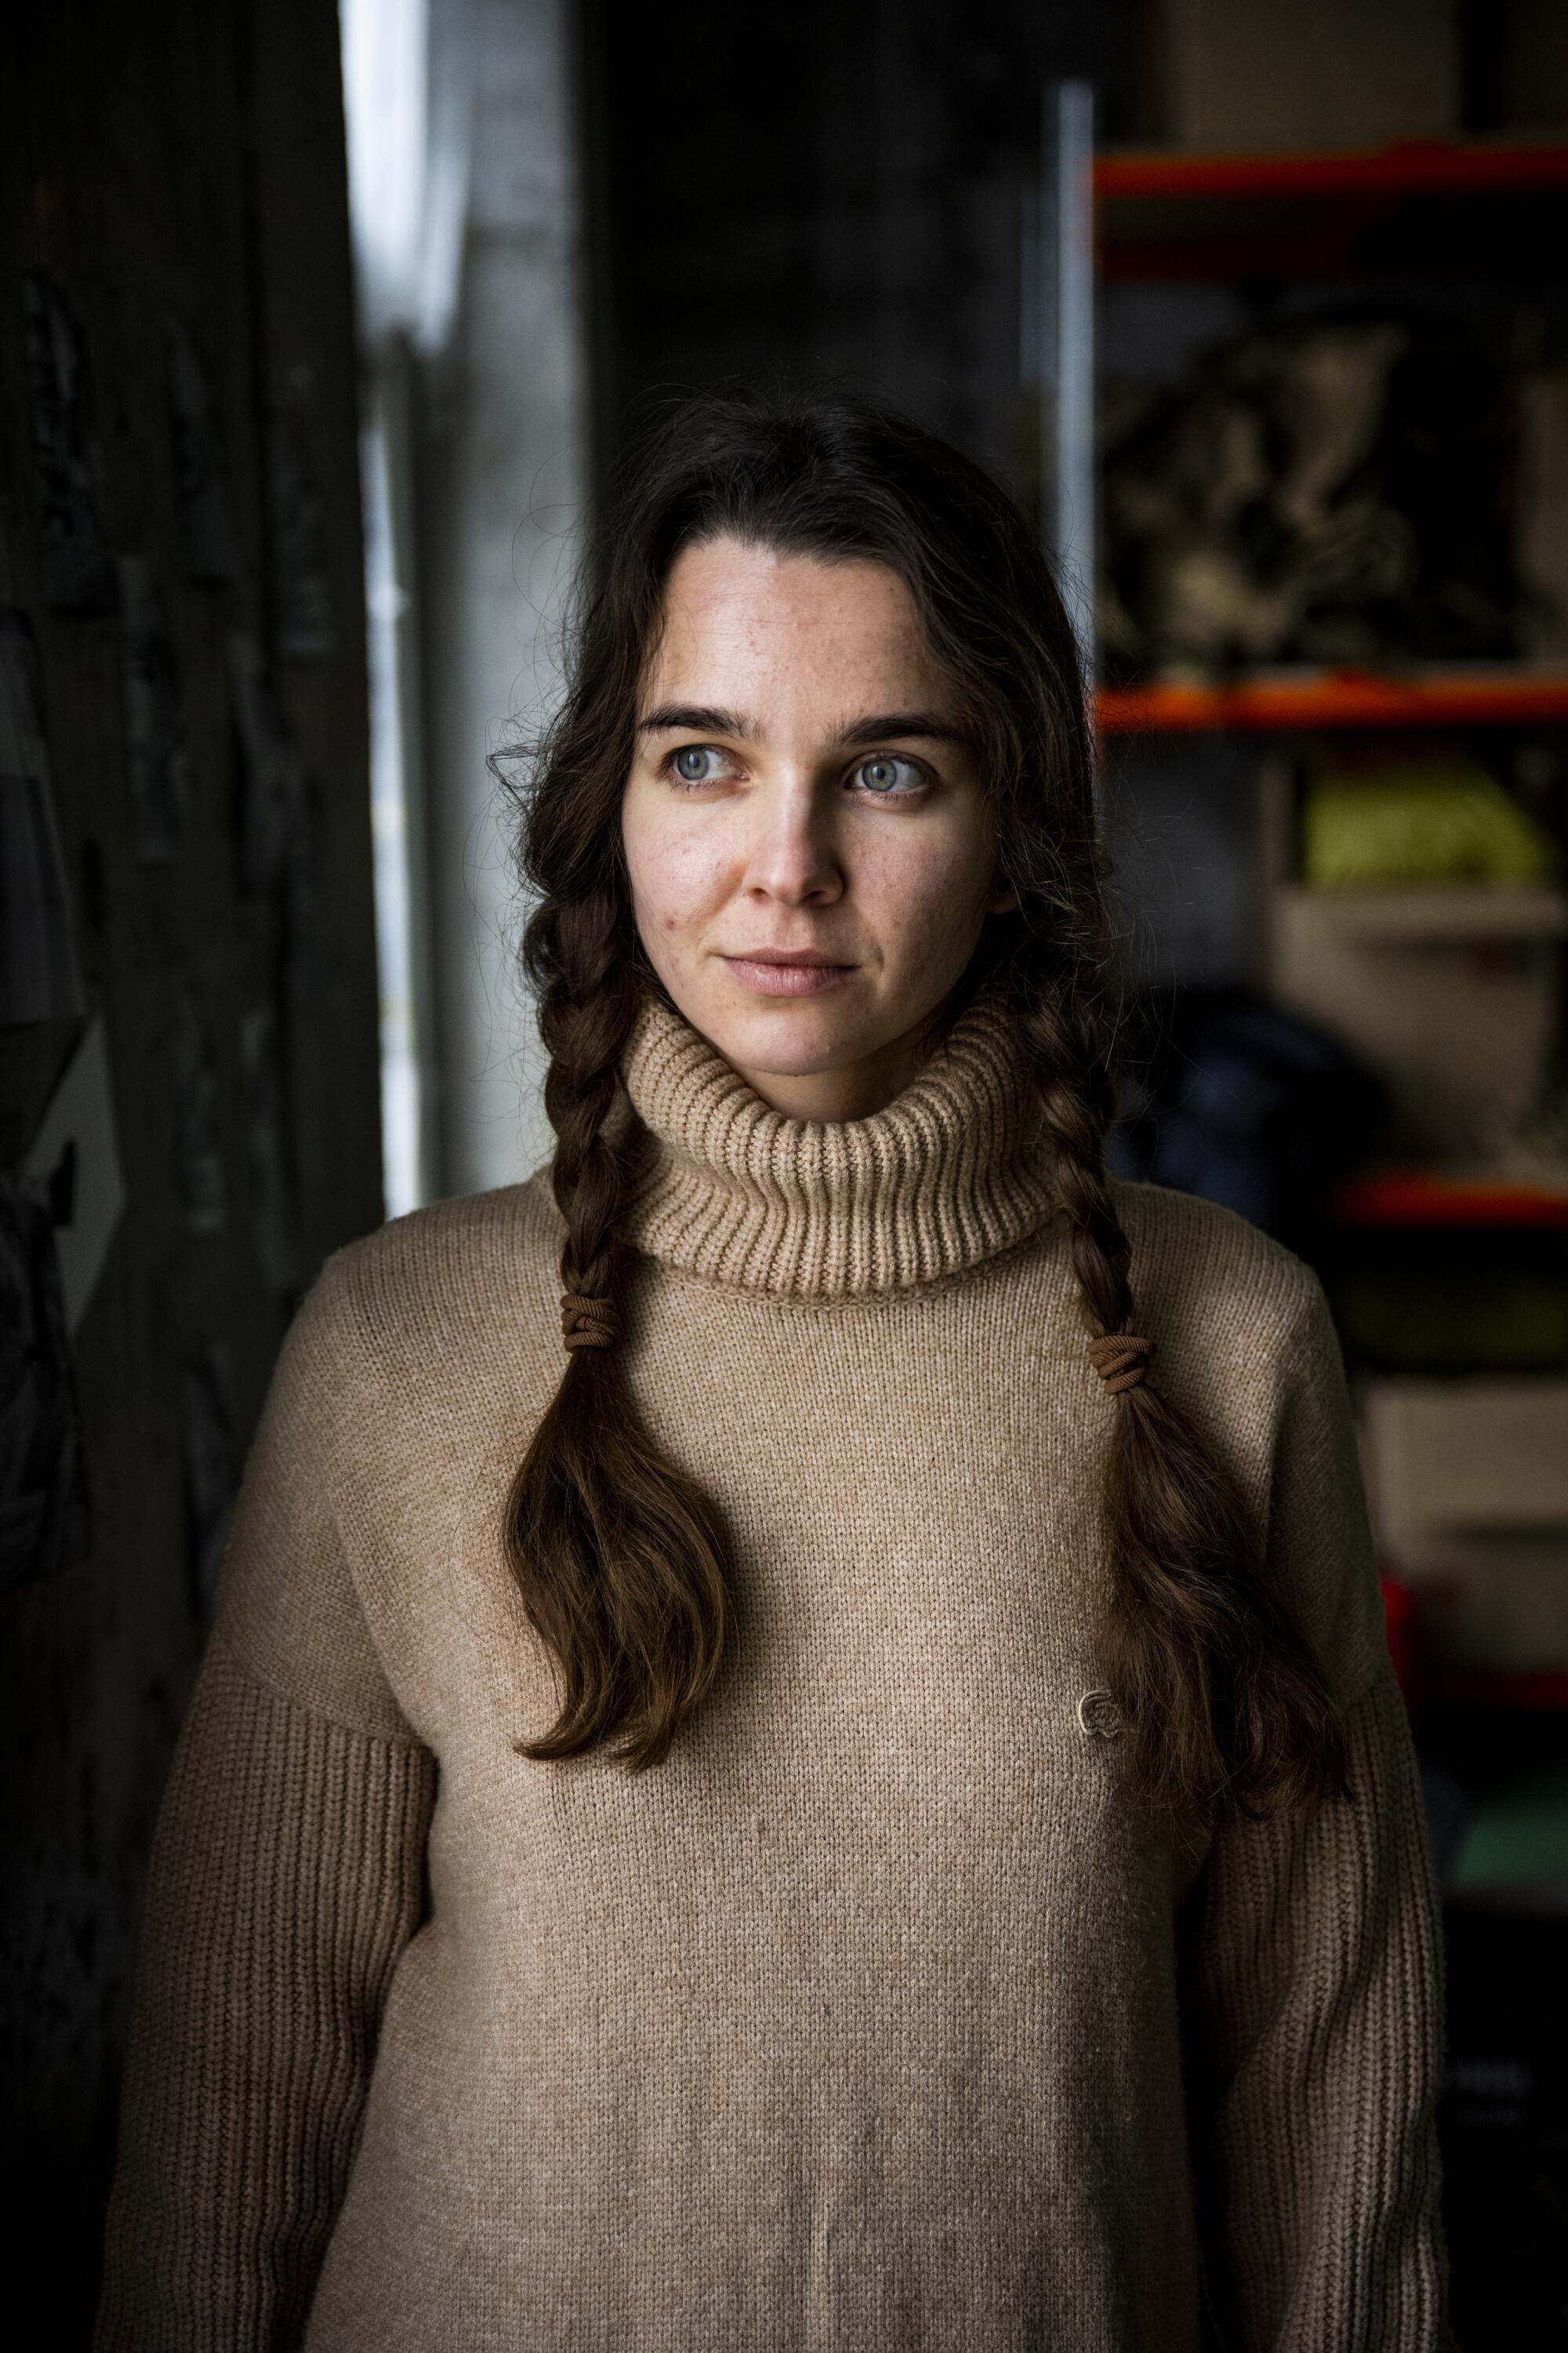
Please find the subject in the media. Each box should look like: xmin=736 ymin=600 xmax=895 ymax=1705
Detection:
xmin=506 ymin=388 xmax=1348 ymax=1827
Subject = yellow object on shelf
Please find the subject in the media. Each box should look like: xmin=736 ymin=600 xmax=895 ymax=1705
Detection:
xmin=1302 ymin=759 xmax=1558 ymax=889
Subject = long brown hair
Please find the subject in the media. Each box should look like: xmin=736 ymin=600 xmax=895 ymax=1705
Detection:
xmin=507 ymin=387 xmax=1348 ymax=1829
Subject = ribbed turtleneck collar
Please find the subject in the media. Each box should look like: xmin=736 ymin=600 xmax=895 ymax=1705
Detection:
xmin=615 ymin=983 xmax=1059 ymax=1300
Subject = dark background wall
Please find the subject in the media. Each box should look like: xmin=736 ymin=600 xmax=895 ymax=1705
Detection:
xmin=581 ymin=0 xmax=1145 ymax=503
xmin=1 ymin=3 xmax=379 ymax=2333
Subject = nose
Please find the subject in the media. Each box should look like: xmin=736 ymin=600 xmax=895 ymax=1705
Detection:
xmin=740 ymin=777 xmax=844 ymax=907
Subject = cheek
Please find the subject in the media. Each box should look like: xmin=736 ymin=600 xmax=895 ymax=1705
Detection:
xmin=622 ymin=797 xmax=733 ymax=933
xmin=857 ymin=823 xmax=994 ymax=950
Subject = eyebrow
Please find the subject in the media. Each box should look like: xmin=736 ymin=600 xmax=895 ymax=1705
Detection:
xmin=636 ymin=703 xmax=964 ymax=746
xmin=637 ymin=703 xmax=756 ymax=739
xmin=833 ymin=710 xmax=964 ymax=747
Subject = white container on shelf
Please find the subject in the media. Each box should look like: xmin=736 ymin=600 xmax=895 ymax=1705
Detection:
xmin=1360 ymin=1375 xmax=1568 ymax=1669
xmin=1269 ymin=884 xmax=1568 ymax=1158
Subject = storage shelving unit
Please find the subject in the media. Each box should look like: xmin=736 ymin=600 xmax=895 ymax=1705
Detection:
xmin=1084 ymin=134 xmax=1568 ymax=744
xmin=1037 ymin=108 xmax=1568 ymax=2344
xmin=1041 ymin=117 xmax=1568 ymax=1199
xmin=1051 ymin=114 xmax=1568 ymax=1654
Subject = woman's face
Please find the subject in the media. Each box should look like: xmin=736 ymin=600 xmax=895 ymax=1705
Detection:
xmin=621 ymin=536 xmax=1014 ymax=1120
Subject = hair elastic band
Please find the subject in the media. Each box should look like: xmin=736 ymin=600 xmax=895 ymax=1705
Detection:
xmin=561 ymin=1293 xmax=618 ymax=1352
xmin=1086 ymin=1333 xmax=1154 ymax=1396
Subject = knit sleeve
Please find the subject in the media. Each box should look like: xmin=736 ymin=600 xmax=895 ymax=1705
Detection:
xmin=94 ymin=1267 xmax=437 ymax=2352
xmin=1178 ymin=1278 xmax=1454 ymax=2351
xmin=1181 ymin=1655 xmax=1454 ymax=2351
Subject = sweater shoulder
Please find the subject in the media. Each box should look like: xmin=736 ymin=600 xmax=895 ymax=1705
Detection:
xmin=326 ymin=1165 xmax=561 ymax=1295
xmin=270 ymin=1172 xmax=567 ymax=1456
xmin=304 ymin=1169 xmax=562 ymax=1364
xmin=1108 ymin=1177 xmax=1324 ymax=1350
xmin=247 ymin=1172 xmax=567 ymax=1610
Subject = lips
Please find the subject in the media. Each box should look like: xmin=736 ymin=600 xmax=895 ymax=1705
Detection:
xmin=719 ymin=952 xmax=856 ymax=998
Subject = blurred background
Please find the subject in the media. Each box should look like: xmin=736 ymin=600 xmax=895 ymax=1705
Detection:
xmin=4 ymin=0 xmax=1568 ymax=2340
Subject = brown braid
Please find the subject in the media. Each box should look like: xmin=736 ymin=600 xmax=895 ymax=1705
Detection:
xmin=505 ymin=871 xmax=731 ymax=1771
xmin=496 ymin=384 xmax=1353 ymax=1817
xmin=1014 ymin=968 xmax=1348 ymax=1831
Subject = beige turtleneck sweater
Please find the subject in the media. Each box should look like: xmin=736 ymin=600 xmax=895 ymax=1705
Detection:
xmin=95 ymin=987 xmax=1453 ymax=2352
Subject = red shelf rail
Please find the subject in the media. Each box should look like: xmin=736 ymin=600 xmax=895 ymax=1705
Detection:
xmin=1096 ymin=140 xmax=1568 ymax=205
xmin=1331 ymin=1171 xmax=1568 ymax=1230
xmin=1096 ymin=671 xmax=1568 ymax=735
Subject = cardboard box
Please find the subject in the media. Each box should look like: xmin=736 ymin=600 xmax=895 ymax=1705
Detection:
xmin=1167 ymin=0 xmax=1461 ymax=151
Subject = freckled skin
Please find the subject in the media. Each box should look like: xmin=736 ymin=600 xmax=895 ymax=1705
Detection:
xmin=621 ymin=539 xmax=1016 ymax=1121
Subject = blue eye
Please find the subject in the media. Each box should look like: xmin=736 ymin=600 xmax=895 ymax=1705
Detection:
xmin=854 ymin=756 xmax=921 ymax=796
xmin=663 ymin=748 xmax=724 ymax=786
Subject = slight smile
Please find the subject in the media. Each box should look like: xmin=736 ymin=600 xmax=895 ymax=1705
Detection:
xmin=718 ymin=951 xmax=857 ymax=997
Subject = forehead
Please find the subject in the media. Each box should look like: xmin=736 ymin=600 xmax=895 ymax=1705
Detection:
xmin=644 ymin=537 xmax=950 ymax=714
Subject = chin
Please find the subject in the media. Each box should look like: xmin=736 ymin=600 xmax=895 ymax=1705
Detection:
xmin=704 ymin=993 xmax=880 ymax=1081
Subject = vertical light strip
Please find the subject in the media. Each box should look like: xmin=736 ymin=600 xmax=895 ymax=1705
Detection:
xmin=339 ymin=0 xmax=430 ymax=343
xmin=340 ymin=0 xmax=448 ymax=1215
xmin=361 ymin=390 xmax=426 ymax=1218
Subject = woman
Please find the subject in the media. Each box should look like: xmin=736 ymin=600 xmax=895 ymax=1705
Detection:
xmin=96 ymin=392 xmax=1452 ymax=2351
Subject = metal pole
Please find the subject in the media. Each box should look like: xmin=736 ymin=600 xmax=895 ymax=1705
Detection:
xmin=1038 ymin=80 xmax=1098 ymax=704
